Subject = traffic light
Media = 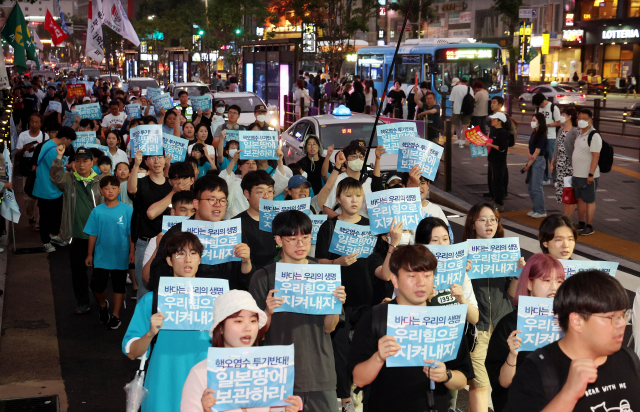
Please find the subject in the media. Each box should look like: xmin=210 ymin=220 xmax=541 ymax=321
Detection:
xmin=198 ymin=29 xmax=204 ymax=35
xmin=235 ymin=28 xmax=241 ymax=35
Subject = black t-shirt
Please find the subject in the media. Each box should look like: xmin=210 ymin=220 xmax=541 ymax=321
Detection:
xmin=367 ymin=250 xmax=393 ymax=306
xmin=236 ymin=210 xmax=278 ymax=271
xmin=348 ymin=300 xmax=475 ymax=412
xmin=388 ymin=89 xmax=406 ymax=106
xmin=315 ymin=216 xmax=373 ymax=307
xmin=529 ymin=132 xmax=548 ymax=156
xmin=298 ymin=155 xmax=333 ymax=196
xmin=130 ymin=176 xmax=172 ymax=238
xmin=23 ymin=94 xmax=38 ymax=114
xmin=505 ymin=341 xmax=640 ymax=412
xmin=488 ymin=128 xmax=509 ymax=163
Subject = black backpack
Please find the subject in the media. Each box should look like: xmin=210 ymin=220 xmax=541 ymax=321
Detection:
xmin=460 ymin=86 xmax=475 ymax=116
xmin=588 ymin=130 xmax=614 ymax=173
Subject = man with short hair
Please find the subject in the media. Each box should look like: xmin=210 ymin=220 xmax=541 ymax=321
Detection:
xmin=101 ymin=100 xmax=127 ymax=133
xmin=253 ymin=104 xmax=274 ymax=130
xmin=22 ymin=85 xmax=39 ymax=130
xmin=213 ymin=104 xmax=245 ymax=144
xmin=532 ymin=92 xmax=562 ymax=184
xmin=177 ymin=90 xmax=193 ymax=122
xmin=504 ymin=270 xmax=638 ymax=412
xmin=571 ymin=109 xmax=602 ymax=236
xmin=416 ymin=91 xmax=441 ymax=143
xmin=450 ymin=75 xmax=473 ymax=148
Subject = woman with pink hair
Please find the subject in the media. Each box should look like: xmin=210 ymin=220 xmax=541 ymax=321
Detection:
xmin=484 ymin=253 xmax=565 ymax=412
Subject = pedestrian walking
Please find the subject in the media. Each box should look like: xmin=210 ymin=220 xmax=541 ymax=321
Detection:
xmin=525 ymin=113 xmax=549 ymax=218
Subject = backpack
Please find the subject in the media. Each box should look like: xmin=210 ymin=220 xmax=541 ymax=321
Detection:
xmin=530 ymin=345 xmax=640 ymax=403
xmin=588 ymin=130 xmax=614 ymax=173
xmin=460 ymin=86 xmax=475 ymax=116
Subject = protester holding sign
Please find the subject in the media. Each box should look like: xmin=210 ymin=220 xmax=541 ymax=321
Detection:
xmin=349 ymin=245 xmax=474 ymax=412
xmin=101 ymin=100 xmax=127 ymax=134
xmin=145 ymin=162 xmax=194 ymax=226
xmin=123 ymin=232 xmax=211 ymax=412
xmin=250 ymin=210 xmax=346 ymax=412
xmin=213 ymin=104 xmax=245 ymax=147
xmin=105 ymin=130 xmax=128 ymax=174
xmin=485 ymin=112 xmax=510 ymax=212
xmin=485 ymin=254 xmax=565 ymax=412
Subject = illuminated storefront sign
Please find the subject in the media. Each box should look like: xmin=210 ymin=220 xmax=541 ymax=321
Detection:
xmin=541 ymin=33 xmax=550 ymax=54
xmin=602 ymin=29 xmax=640 ymax=39
xmin=563 ymin=30 xmax=583 ymax=42
xmin=565 ymin=13 xmax=574 ymax=26
xmin=444 ymin=49 xmax=493 ymax=60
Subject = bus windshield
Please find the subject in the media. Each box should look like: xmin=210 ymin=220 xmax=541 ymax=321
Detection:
xmin=434 ymin=48 xmax=503 ymax=94
xmin=357 ymin=55 xmax=384 ymax=81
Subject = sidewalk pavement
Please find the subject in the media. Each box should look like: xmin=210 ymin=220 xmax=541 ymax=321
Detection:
xmin=432 ymin=136 xmax=640 ymax=265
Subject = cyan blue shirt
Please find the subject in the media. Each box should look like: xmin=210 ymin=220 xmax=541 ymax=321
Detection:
xmin=122 ymin=292 xmax=211 ymax=412
xmin=92 ymin=164 xmax=100 ymax=175
xmin=218 ymin=156 xmax=237 ymax=173
xmin=83 ymin=202 xmax=133 ymax=270
xmin=32 ymin=140 xmax=63 ymax=199
xmin=198 ymin=161 xmax=211 ymax=178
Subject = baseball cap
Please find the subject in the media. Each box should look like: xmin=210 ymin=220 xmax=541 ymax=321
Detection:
xmin=254 ymin=104 xmax=267 ymax=112
xmin=132 ymin=86 xmax=141 ymax=92
xmin=288 ymin=175 xmax=310 ymax=190
xmin=461 ymin=75 xmax=470 ymax=82
xmin=451 ymin=77 xmax=460 ymax=86
xmin=349 ymin=139 xmax=366 ymax=148
xmin=75 ymin=147 xmax=94 ymax=160
xmin=489 ymin=112 xmax=507 ymax=123
xmin=215 ymin=100 xmax=226 ymax=106
xmin=82 ymin=97 xmax=91 ymax=102
xmin=386 ymin=174 xmax=402 ymax=186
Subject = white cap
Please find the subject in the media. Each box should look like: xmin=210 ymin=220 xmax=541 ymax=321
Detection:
xmin=451 ymin=77 xmax=460 ymax=86
xmin=209 ymin=290 xmax=268 ymax=337
xmin=489 ymin=112 xmax=507 ymax=123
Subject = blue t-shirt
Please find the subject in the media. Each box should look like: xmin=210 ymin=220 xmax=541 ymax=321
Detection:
xmin=218 ymin=156 xmax=237 ymax=173
xmin=84 ymin=202 xmax=133 ymax=270
xmin=528 ymin=132 xmax=548 ymax=156
xmin=122 ymin=292 xmax=211 ymax=412
xmin=92 ymin=164 xmax=100 ymax=175
xmin=32 ymin=139 xmax=63 ymax=199
xmin=198 ymin=161 xmax=211 ymax=178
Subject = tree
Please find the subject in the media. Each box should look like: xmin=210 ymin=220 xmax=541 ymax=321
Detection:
xmin=388 ymin=0 xmax=437 ymax=39
xmin=492 ymin=0 xmax=522 ymax=82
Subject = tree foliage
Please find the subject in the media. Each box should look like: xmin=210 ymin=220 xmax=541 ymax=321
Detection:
xmin=388 ymin=0 xmax=437 ymax=38
xmin=491 ymin=0 xmax=522 ymax=81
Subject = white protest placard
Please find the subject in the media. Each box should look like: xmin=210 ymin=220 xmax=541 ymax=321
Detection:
xmin=162 ymin=133 xmax=188 ymax=163
xmin=48 ymin=101 xmax=62 ymax=113
xmin=365 ymin=187 xmax=423 ymax=235
xmin=516 ymin=296 xmax=563 ymax=352
xmin=376 ymin=122 xmax=418 ymax=154
xmin=1 ymin=189 xmax=20 ymax=223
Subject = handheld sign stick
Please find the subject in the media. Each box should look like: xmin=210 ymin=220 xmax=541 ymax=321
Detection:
xmin=426 ymin=361 xmax=438 ymax=412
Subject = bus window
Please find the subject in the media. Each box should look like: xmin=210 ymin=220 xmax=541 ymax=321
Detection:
xmin=357 ymin=55 xmax=384 ymax=81
xmin=395 ymin=56 xmax=421 ymax=84
xmin=434 ymin=61 xmax=502 ymax=93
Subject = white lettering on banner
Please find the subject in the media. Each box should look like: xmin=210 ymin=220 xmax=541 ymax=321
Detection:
xmin=602 ymin=29 xmax=640 ymax=39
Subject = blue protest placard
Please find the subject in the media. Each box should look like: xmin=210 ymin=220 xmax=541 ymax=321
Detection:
xmin=516 ymin=296 xmax=563 ymax=352
xmin=62 ymin=111 xmax=76 ymax=127
xmin=238 ymin=130 xmax=279 ymax=160
xmin=84 ymin=143 xmax=109 ymax=157
xmin=157 ymin=277 xmax=230 ymax=331
xmin=76 ymin=103 xmax=102 ymax=120
xmin=207 ymin=345 xmax=295 ymax=411
xmin=182 ymin=219 xmax=241 ymax=265
xmin=1 ymin=189 xmax=20 ymax=223
xmin=558 ymin=259 xmax=619 ymax=278
xmin=162 ymin=133 xmax=189 ymax=163
xmin=365 ymin=188 xmax=423 ymax=235
xmin=190 ymin=95 xmax=212 ymax=112
xmin=386 ymin=304 xmax=467 ymax=367
xmin=162 ymin=215 xmax=190 ymax=233
xmin=310 ymin=215 xmax=328 ymax=245
xmin=48 ymin=101 xmax=62 ymax=113
xmin=470 ymin=144 xmax=488 ymax=157
xmin=425 ymin=241 xmax=468 ymax=290
xmin=72 ymin=131 xmax=97 ymax=150
xmin=328 ymin=220 xmax=377 ymax=258
xmin=146 ymin=87 xmax=162 ymax=101
xmin=274 ymin=262 xmax=342 ymax=315
xmin=376 ymin=122 xmax=418 ymax=154
xmin=224 ymin=129 xmax=239 ymax=145
xmin=125 ymin=103 xmax=141 ymax=119
xmin=467 ymin=238 xmax=523 ymax=279
xmin=259 ymin=198 xmax=311 ymax=233
xmin=130 ymin=125 xmax=163 ymax=156
xmin=397 ymin=136 xmax=444 ymax=182
xmin=152 ymin=93 xmax=173 ymax=113
xmin=4 ymin=147 xmax=13 ymax=182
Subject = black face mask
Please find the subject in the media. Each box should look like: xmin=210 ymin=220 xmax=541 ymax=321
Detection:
xmin=388 ymin=183 xmax=403 ymax=189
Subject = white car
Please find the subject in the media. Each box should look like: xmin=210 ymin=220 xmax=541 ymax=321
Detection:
xmin=212 ymin=92 xmax=279 ymax=129
xmin=281 ymin=111 xmax=395 ymax=172
xmin=127 ymin=77 xmax=160 ymax=91
xmin=519 ymin=85 xmax=586 ymax=105
xmin=100 ymin=74 xmax=122 ymax=89
xmin=166 ymin=82 xmax=213 ymax=104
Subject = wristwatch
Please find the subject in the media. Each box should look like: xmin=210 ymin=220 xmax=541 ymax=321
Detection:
xmin=442 ymin=369 xmax=453 ymax=384
xmin=588 ymin=173 xmax=594 ymax=177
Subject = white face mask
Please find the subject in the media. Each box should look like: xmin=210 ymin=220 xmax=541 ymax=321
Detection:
xmin=348 ymin=158 xmax=364 ymax=171
xmin=301 ymin=171 xmax=308 ymax=179
xmin=257 ymin=114 xmax=266 ymax=122
xmin=398 ymin=232 xmax=411 ymax=246
xmin=531 ymin=121 xmax=538 ymax=129
xmin=216 ymin=106 xmax=225 ymax=114
xmin=578 ymin=119 xmax=589 ymax=129
xmin=558 ymin=116 xmax=567 ymax=124
xmin=228 ymin=149 xmax=237 ymax=158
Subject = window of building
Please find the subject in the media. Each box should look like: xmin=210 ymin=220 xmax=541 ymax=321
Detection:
xmin=475 ymin=9 xmax=501 ymax=38
xmin=603 ymin=44 xmax=633 ymax=79
xmin=629 ymin=0 xmax=640 ymax=16
xmin=580 ymin=0 xmax=618 ymax=20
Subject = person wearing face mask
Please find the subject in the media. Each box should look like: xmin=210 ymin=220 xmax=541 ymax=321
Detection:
xmin=214 ymin=104 xmax=245 ymax=147
xmin=485 ymin=253 xmax=566 ymax=412
xmin=524 ymin=113 xmax=549 ymax=219
xmin=538 ymin=214 xmax=578 ymax=261
xmin=550 ymin=108 xmax=580 ymax=217
xmin=322 ymin=140 xmax=372 ymax=219
xmin=570 ymin=109 xmax=602 ymax=236
xmin=253 ymin=104 xmax=274 ymax=131
xmin=298 ymin=134 xmax=333 ymax=195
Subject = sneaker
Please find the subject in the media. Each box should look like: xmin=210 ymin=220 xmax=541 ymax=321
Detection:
xmin=543 ymin=180 xmax=551 ymax=185
xmin=580 ymin=226 xmax=595 ymax=236
xmin=576 ymin=222 xmax=586 ymax=232
xmin=482 ymin=193 xmax=493 ymax=198
xmin=49 ymin=236 xmax=68 ymax=247
xmin=99 ymin=300 xmax=111 ymax=324
xmin=530 ymin=212 xmax=548 ymax=219
xmin=74 ymin=304 xmax=90 ymax=315
xmin=43 ymin=243 xmax=56 ymax=253
xmin=126 ymin=274 xmax=132 ymax=285
xmin=495 ymin=204 xmax=505 ymax=213
xmin=341 ymin=402 xmax=356 ymax=412
xmin=106 ymin=316 xmax=121 ymax=330
xmin=527 ymin=211 xmax=536 ymax=217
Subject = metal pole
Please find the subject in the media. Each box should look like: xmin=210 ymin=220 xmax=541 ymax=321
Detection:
xmin=417 ymin=0 xmax=422 ymax=39
xmin=10 ymin=209 xmax=15 ymax=253
xmin=364 ymin=0 xmax=414 ymax=171
xmin=444 ymin=119 xmax=452 ymax=192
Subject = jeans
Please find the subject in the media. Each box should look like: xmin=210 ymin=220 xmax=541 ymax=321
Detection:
xmin=69 ymin=237 xmax=90 ymax=306
xmin=135 ymin=238 xmax=151 ymax=300
xmin=528 ymin=156 xmax=547 ymax=214
xmin=545 ymin=139 xmax=556 ymax=182
xmin=37 ymin=195 xmax=63 ymax=244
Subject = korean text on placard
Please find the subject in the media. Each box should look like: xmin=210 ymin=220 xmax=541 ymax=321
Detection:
xmin=162 ymin=215 xmax=189 ymax=233
xmin=182 ymin=219 xmax=241 ymax=265
xmin=396 ymin=135 xmax=444 ymax=181
xmin=207 ymin=345 xmax=295 ymax=411
xmin=558 ymin=259 xmax=619 ymax=278
xmin=328 ymin=220 xmax=377 ymax=258
xmin=310 ymin=215 xmax=328 ymax=245
xmin=425 ymin=241 xmax=468 ymax=290
xmin=72 ymin=131 xmax=97 ymax=150
xmin=467 ymin=237 xmax=523 ymax=279
xmin=365 ymin=188 xmax=423 ymax=234
xmin=238 ymin=130 xmax=279 ymax=160
xmin=163 ymin=133 xmax=189 ymax=163
xmin=84 ymin=144 xmax=109 ymax=157
xmin=386 ymin=304 xmax=467 ymax=367
xmin=274 ymin=262 xmax=342 ymax=315
xmin=259 ymin=198 xmax=311 ymax=233
xmin=516 ymin=296 xmax=563 ymax=352
xmin=376 ymin=122 xmax=418 ymax=154
xmin=190 ymin=95 xmax=212 ymax=112
xmin=125 ymin=103 xmax=141 ymax=119
xmin=76 ymin=103 xmax=102 ymax=120
xmin=130 ymin=125 xmax=163 ymax=156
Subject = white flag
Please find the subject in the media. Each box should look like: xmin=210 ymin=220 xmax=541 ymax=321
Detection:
xmin=86 ymin=0 xmax=105 ymax=63
xmin=102 ymin=0 xmax=140 ymax=46
xmin=0 ymin=44 xmax=10 ymax=90
xmin=32 ymin=28 xmax=44 ymax=51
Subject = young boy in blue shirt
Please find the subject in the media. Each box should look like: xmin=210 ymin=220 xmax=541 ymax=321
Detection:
xmin=84 ymin=175 xmax=135 ymax=329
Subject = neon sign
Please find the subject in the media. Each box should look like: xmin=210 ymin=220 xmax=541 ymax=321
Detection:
xmin=563 ymin=30 xmax=583 ymax=42
xmin=445 ymin=49 xmax=493 ymax=60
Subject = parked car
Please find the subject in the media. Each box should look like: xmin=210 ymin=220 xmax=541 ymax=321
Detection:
xmin=166 ymin=82 xmax=213 ymax=103
xmin=212 ymin=92 xmax=278 ymax=129
xmin=630 ymin=101 xmax=640 ymax=125
xmin=100 ymin=74 xmax=123 ymax=89
xmin=519 ymin=85 xmax=587 ymax=105
xmin=126 ymin=77 xmax=160 ymax=91
xmin=79 ymin=67 xmax=102 ymax=81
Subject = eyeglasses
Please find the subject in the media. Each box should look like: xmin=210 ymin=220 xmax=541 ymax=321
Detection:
xmin=252 ymin=189 xmax=274 ymax=198
xmin=307 ymin=143 xmax=318 ymax=148
xmin=116 ymin=168 xmax=129 ymax=173
xmin=174 ymin=251 xmax=200 ymax=260
xmin=589 ymin=309 xmax=632 ymax=326
xmin=199 ymin=197 xmax=228 ymax=206
xmin=147 ymin=156 xmax=164 ymax=163
xmin=281 ymin=235 xmax=311 ymax=245
xmin=476 ymin=218 xmax=498 ymax=225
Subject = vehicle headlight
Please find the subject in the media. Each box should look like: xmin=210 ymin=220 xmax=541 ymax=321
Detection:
xmin=270 ymin=119 xmax=278 ymax=127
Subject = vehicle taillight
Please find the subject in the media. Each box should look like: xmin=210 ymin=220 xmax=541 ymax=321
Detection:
xmin=582 ymin=94 xmax=586 ymax=98
xmin=555 ymin=94 xmax=565 ymax=98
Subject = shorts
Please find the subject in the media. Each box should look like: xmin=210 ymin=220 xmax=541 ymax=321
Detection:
xmin=452 ymin=113 xmax=472 ymax=126
xmin=90 ymin=268 xmax=127 ymax=294
xmin=572 ymin=177 xmax=598 ymax=203
xmin=469 ymin=327 xmax=493 ymax=388
xmin=294 ymin=390 xmax=337 ymax=412
xmin=128 ymin=262 xmax=135 ymax=270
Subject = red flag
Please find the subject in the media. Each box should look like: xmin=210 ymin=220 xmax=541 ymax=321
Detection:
xmin=44 ymin=9 xmax=68 ymax=46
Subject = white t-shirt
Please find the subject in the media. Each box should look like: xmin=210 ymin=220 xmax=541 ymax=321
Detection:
xmin=101 ymin=112 xmax=128 ymax=129
xmin=142 ymin=236 xmax=157 ymax=267
xmin=187 ymin=144 xmax=215 ymax=155
xmin=323 ymin=172 xmax=371 ymax=218
xmin=572 ymin=127 xmax=602 ymax=178
xmin=108 ymin=148 xmax=129 ymax=174
xmin=16 ymin=131 xmax=48 ymax=158
xmin=450 ymin=84 xmax=473 ymax=115
xmin=537 ymin=102 xmax=562 ymax=140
